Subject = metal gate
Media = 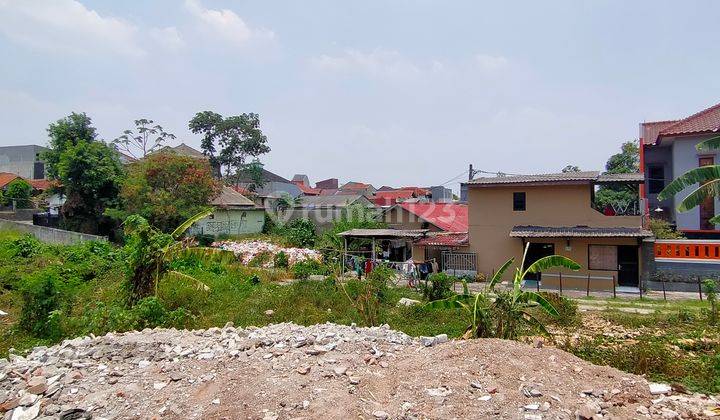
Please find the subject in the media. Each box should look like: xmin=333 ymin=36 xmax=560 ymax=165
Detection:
xmin=441 ymin=251 xmax=477 ymax=273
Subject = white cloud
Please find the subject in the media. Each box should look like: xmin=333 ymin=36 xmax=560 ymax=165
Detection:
xmin=310 ymin=49 xmax=423 ymax=81
xmin=0 ymin=0 xmax=145 ymax=57
xmin=474 ymin=54 xmax=509 ymax=71
xmin=184 ymin=0 xmax=274 ymax=46
xmin=150 ymin=27 xmax=185 ymax=52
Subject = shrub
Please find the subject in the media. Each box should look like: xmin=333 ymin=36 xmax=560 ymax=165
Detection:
xmin=422 ymin=272 xmax=456 ymax=301
xmin=648 ymin=218 xmax=684 ymax=239
xmin=291 ymin=259 xmax=329 ymax=280
xmin=4 ymin=179 xmax=33 ymax=208
xmin=703 ymin=279 xmax=718 ymax=325
xmin=340 ymin=266 xmax=394 ymax=326
xmin=19 ymin=269 xmax=65 ymax=338
xmin=11 ymin=235 xmax=43 ymax=258
xmin=249 ymin=251 xmax=272 ymax=267
xmin=536 ymin=292 xmax=579 ymax=326
xmin=273 ymin=251 xmax=289 ymax=268
xmin=281 ymin=219 xmax=316 ymax=248
xmin=194 ymin=234 xmax=216 ymax=247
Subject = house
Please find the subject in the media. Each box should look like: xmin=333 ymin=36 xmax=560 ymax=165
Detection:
xmin=188 ymin=186 xmax=265 ymax=237
xmin=384 ymin=202 xmax=470 ymax=269
xmin=0 ymin=145 xmax=48 ymax=179
xmin=287 ymin=194 xmax=375 ymax=231
xmin=316 ymin=178 xmax=339 ymax=190
xmin=372 ymin=189 xmax=416 ymax=207
xmin=429 ymin=185 xmax=453 ymax=202
xmin=641 ymin=102 xmax=720 ymax=237
xmin=291 ymin=174 xmax=321 ymax=196
xmin=0 ymin=172 xmax=22 ymax=190
xmin=234 ymin=166 xmax=301 ymax=204
xmin=340 ymin=181 xmax=376 ymax=196
xmin=463 ymin=171 xmax=650 ymax=289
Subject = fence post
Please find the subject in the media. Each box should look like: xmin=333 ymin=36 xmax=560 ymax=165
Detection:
xmin=612 ymin=275 xmax=616 ymax=299
xmin=661 ymin=277 xmax=666 ymax=301
xmin=586 ymin=274 xmax=590 ymax=297
xmin=698 ymin=276 xmax=703 ymax=301
xmin=639 ymin=282 xmax=643 ymax=299
xmin=558 ymin=272 xmax=563 ymax=296
xmin=536 ymin=276 xmax=540 ymax=292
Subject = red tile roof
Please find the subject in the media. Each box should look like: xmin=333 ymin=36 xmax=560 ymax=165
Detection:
xmin=376 ymin=190 xmax=415 ymax=200
xmin=643 ymin=102 xmax=720 ymax=145
xmin=292 ymin=181 xmax=321 ymax=195
xmin=398 ymin=202 xmax=468 ymax=232
xmin=0 ymin=173 xmax=21 ymax=189
xmin=414 ymin=232 xmax=469 ymax=247
xmin=28 ymin=179 xmax=59 ymax=190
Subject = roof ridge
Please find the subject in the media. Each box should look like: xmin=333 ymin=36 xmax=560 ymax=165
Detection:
xmin=659 ymin=101 xmax=720 ymax=134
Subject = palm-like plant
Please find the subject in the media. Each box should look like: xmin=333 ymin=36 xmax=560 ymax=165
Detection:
xmin=658 ymin=135 xmax=720 ymax=225
xmin=427 ymin=243 xmax=580 ymax=339
xmin=123 ymin=208 xmax=233 ymax=302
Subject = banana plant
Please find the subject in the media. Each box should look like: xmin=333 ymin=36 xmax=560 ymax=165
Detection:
xmin=426 ymin=243 xmax=580 ymax=339
xmin=123 ymin=208 xmax=234 ymax=302
xmin=658 ymin=135 xmax=720 ymax=225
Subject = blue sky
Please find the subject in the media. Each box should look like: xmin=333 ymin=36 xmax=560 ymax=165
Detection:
xmin=1 ymin=0 xmax=719 ymax=191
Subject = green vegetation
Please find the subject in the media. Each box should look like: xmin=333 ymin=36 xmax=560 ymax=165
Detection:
xmin=4 ymin=179 xmax=32 ymax=208
xmin=648 ymin=218 xmax=684 ymax=239
xmin=595 ymin=141 xmax=640 ymax=209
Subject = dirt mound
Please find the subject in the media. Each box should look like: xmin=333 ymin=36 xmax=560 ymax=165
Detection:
xmin=1 ymin=323 xmax=717 ymax=419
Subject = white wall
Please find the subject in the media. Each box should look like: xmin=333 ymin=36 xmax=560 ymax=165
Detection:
xmin=188 ymin=208 xmax=265 ymax=236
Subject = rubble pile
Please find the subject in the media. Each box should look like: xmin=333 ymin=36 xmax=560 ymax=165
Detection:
xmin=212 ymin=240 xmax=322 ymax=267
xmin=1 ymin=323 xmax=717 ymax=419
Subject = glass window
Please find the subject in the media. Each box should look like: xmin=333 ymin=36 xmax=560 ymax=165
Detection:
xmin=648 ymin=165 xmax=665 ymax=194
xmin=513 ymin=192 xmax=526 ymax=211
xmin=588 ymin=245 xmax=617 ymax=270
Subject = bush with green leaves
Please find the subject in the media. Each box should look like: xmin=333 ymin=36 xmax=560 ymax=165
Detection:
xmin=535 ymin=291 xmax=579 ymax=326
xmin=4 ymin=179 xmax=33 ymax=208
xmin=19 ymin=268 xmax=69 ymax=339
xmin=273 ymin=251 xmax=289 ymax=268
xmin=11 ymin=235 xmax=43 ymax=258
xmin=648 ymin=218 xmax=684 ymax=239
xmin=421 ymin=272 xmax=456 ymax=301
xmin=276 ymin=218 xmax=316 ymax=248
xmin=703 ymin=279 xmax=718 ymax=325
xmin=339 ymin=265 xmax=393 ymax=326
xmin=291 ymin=259 xmax=330 ymax=279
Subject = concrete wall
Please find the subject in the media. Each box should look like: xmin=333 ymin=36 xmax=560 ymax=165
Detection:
xmin=467 ymin=184 xmax=644 ymax=283
xmin=670 ymin=134 xmax=720 ymax=231
xmin=188 ymin=208 xmax=265 ymax=236
xmin=0 ymin=209 xmax=37 ymax=221
xmin=0 ymin=145 xmax=47 ymax=179
xmin=0 ymin=219 xmax=106 ymax=244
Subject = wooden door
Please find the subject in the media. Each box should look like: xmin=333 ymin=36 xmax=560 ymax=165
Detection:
xmin=699 ymin=156 xmax=715 ymax=230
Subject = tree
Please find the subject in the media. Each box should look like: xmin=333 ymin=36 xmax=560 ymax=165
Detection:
xmin=122 ymin=209 xmax=232 ymax=303
xmin=44 ymin=112 xmax=97 ymax=180
xmin=658 ymin=135 xmax=720 ymax=226
xmin=188 ymin=111 xmax=270 ymax=185
xmin=4 ymin=179 xmax=33 ymax=208
xmin=243 ymin=159 xmax=266 ymax=192
xmin=595 ymin=141 xmax=640 ymax=208
xmin=562 ymin=165 xmax=581 ymax=173
xmin=110 ymin=152 xmax=220 ymax=233
xmin=112 ymin=118 xmax=177 ymax=159
xmin=57 ymin=140 xmax=125 ymax=233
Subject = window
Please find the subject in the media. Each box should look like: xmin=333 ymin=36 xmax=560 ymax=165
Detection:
xmin=648 ymin=165 xmax=665 ymax=194
xmin=513 ymin=192 xmax=526 ymax=211
xmin=588 ymin=245 xmax=617 ymax=270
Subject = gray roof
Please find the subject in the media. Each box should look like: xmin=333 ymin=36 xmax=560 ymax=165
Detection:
xmin=337 ymin=228 xmax=428 ymax=238
xmin=157 ymin=143 xmax=206 ymax=159
xmin=211 ymin=186 xmax=257 ymax=208
xmin=510 ymin=225 xmax=653 ymax=238
xmin=468 ymin=171 xmax=644 ymax=186
xmin=296 ymin=194 xmax=371 ymax=208
xmin=236 ymin=168 xmax=291 ymax=184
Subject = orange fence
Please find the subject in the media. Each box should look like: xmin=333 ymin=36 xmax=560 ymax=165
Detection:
xmin=654 ymin=240 xmax=720 ymax=260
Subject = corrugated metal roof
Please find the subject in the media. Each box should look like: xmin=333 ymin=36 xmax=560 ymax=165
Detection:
xmin=337 ymin=228 xmax=427 ymax=238
xmin=510 ymin=225 xmax=652 ymax=238
xmin=468 ymin=171 xmax=643 ymax=186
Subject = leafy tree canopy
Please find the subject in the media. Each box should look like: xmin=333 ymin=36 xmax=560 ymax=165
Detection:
xmin=188 ymin=111 xmax=270 ymax=184
xmin=4 ymin=179 xmax=33 ymax=208
xmin=112 ymin=118 xmax=176 ymax=159
xmin=561 ymin=165 xmax=581 ymax=173
xmin=110 ymin=152 xmax=220 ymax=233
xmin=44 ymin=112 xmax=98 ymax=180
xmin=595 ymin=141 xmax=640 ymax=208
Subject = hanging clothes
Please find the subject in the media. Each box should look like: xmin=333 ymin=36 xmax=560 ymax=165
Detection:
xmin=364 ymin=259 xmax=374 ymax=274
xmin=418 ymin=263 xmax=430 ymax=280
xmin=431 ymin=260 xmax=439 ymax=274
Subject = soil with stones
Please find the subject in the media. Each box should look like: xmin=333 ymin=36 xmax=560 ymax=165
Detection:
xmin=1 ymin=323 xmax=718 ymax=419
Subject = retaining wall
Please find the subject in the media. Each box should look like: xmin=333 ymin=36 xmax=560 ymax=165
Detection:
xmin=0 ymin=219 xmax=107 ymax=245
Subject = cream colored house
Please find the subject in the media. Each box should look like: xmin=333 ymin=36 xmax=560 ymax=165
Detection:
xmin=464 ymin=171 xmax=651 ymax=290
xmin=189 ymin=186 xmax=265 ymax=237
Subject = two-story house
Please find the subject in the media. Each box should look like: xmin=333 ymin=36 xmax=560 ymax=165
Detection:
xmin=641 ymin=102 xmax=720 ymax=237
xmin=464 ymin=171 xmax=651 ymax=290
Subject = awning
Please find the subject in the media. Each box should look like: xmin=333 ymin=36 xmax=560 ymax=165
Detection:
xmin=337 ymin=228 xmax=428 ymax=239
xmin=510 ymin=225 xmax=653 ymax=238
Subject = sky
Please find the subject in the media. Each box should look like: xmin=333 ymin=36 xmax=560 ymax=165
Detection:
xmin=1 ymin=0 xmax=719 ymax=192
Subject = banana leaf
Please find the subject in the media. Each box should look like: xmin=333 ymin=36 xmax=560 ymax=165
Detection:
xmin=523 ymin=255 xmax=580 ymax=276
xmin=171 ymin=207 xmax=214 ymax=239
xmin=677 ymin=179 xmax=720 ymax=212
xmin=658 ymin=166 xmax=720 ymax=201
xmin=523 ymin=290 xmax=559 ymax=317
xmin=488 ymin=258 xmax=514 ymax=290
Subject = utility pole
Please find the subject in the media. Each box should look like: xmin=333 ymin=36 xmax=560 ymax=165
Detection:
xmin=468 ymin=164 xmax=480 ymax=181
